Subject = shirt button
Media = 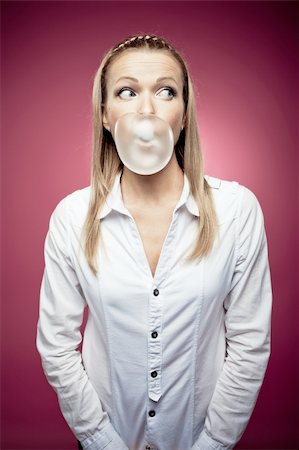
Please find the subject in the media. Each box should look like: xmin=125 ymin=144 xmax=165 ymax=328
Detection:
xmin=148 ymin=410 xmax=156 ymax=417
xmin=151 ymin=370 xmax=158 ymax=378
xmin=151 ymin=331 xmax=158 ymax=338
xmin=153 ymin=288 xmax=159 ymax=296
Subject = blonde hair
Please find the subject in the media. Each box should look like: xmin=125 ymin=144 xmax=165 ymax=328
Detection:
xmin=82 ymin=34 xmax=218 ymax=275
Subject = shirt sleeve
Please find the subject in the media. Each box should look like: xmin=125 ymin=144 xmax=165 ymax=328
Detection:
xmin=36 ymin=196 xmax=129 ymax=450
xmin=191 ymin=185 xmax=273 ymax=450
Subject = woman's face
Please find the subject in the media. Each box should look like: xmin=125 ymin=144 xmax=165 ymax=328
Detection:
xmin=102 ymin=49 xmax=186 ymax=146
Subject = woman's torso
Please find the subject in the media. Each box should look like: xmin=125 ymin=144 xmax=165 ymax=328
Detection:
xmin=65 ymin=173 xmax=241 ymax=450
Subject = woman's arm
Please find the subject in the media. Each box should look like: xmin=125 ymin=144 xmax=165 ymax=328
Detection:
xmin=192 ymin=186 xmax=272 ymax=450
xmin=36 ymin=196 xmax=129 ymax=450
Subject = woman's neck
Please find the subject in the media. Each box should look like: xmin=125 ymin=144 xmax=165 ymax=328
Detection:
xmin=120 ymin=153 xmax=184 ymax=209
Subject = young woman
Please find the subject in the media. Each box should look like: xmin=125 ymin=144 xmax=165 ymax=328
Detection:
xmin=36 ymin=34 xmax=272 ymax=450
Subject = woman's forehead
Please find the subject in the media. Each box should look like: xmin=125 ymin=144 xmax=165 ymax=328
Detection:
xmin=107 ymin=49 xmax=183 ymax=84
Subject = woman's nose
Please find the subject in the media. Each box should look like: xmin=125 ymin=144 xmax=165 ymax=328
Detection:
xmin=137 ymin=93 xmax=155 ymax=115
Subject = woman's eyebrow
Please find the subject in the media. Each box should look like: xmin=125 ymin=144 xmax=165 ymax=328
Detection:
xmin=115 ymin=76 xmax=178 ymax=85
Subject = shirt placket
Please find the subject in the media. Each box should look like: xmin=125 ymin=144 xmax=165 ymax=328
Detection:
xmin=145 ymin=212 xmax=179 ymax=450
xmin=148 ymin=286 xmax=162 ymax=402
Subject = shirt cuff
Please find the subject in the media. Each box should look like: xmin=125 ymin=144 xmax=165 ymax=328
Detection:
xmin=191 ymin=429 xmax=232 ymax=450
xmin=80 ymin=421 xmax=129 ymax=450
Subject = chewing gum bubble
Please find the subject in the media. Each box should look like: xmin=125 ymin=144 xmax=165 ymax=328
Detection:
xmin=136 ymin=120 xmax=154 ymax=142
xmin=114 ymin=113 xmax=174 ymax=175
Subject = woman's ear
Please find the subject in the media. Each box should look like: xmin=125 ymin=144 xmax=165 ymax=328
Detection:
xmin=102 ymin=105 xmax=111 ymax=132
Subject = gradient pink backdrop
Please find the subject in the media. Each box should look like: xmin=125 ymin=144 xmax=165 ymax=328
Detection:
xmin=1 ymin=1 xmax=298 ymax=449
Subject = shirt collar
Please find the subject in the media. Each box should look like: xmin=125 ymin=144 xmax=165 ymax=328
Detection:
xmin=97 ymin=172 xmax=220 ymax=220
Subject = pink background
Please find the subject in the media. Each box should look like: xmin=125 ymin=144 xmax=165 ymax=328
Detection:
xmin=1 ymin=1 xmax=298 ymax=449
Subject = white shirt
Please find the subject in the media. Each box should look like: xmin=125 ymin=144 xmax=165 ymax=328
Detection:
xmin=36 ymin=171 xmax=272 ymax=450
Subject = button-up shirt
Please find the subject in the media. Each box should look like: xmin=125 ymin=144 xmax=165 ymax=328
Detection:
xmin=36 ymin=171 xmax=272 ymax=450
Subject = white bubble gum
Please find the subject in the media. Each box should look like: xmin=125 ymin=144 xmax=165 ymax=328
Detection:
xmin=136 ymin=120 xmax=154 ymax=142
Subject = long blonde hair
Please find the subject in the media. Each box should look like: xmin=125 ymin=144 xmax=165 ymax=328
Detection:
xmin=82 ymin=34 xmax=218 ymax=275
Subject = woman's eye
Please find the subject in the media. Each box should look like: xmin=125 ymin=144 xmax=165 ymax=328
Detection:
xmin=158 ymin=88 xmax=176 ymax=99
xmin=117 ymin=88 xmax=135 ymax=99
xmin=117 ymin=87 xmax=176 ymax=99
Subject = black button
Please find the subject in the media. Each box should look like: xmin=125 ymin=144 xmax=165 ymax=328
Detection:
xmin=153 ymin=289 xmax=159 ymax=296
xmin=151 ymin=370 xmax=157 ymax=378
xmin=148 ymin=410 xmax=156 ymax=417
xmin=151 ymin=331 xmax=158 ymax=338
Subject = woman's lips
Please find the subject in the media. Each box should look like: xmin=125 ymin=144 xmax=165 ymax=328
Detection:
xmin=136 ymin=138 xmax=156 ymax=147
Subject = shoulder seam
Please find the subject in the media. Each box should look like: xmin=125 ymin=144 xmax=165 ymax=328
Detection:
xmin=64 ymin=195 xmax=73 ymax=264
xmin=234 ymin=185 xmax=246 ymax=264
